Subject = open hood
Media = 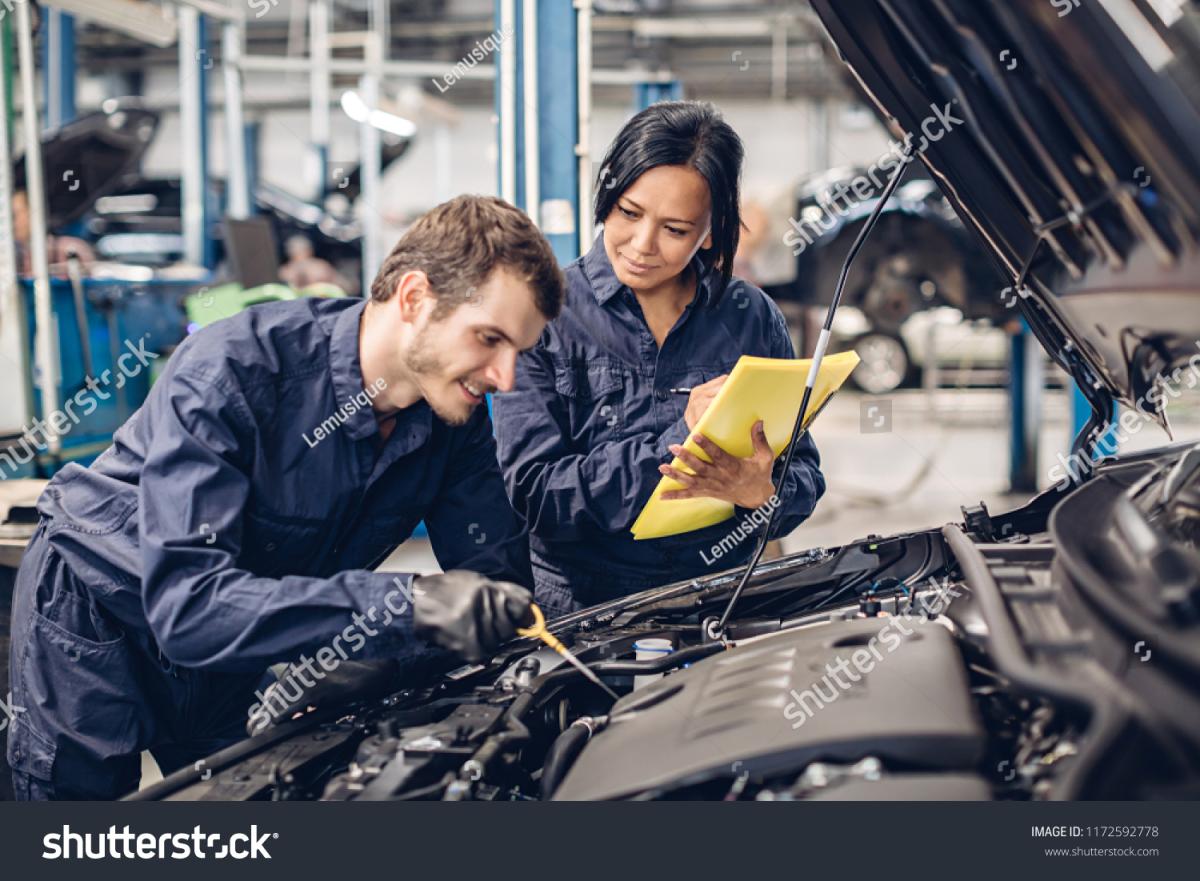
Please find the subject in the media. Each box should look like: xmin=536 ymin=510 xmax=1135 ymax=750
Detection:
xmin=809 ymin=0 xmax=1200 ymax=447
xmin=13 ymin=101 xmax=158 ymax=228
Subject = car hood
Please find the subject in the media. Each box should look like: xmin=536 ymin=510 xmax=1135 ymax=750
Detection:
xmin=14 ymin=101 xmax=158 ymax=228
xmin=809 ymin=0 xmax=1200 ymax=435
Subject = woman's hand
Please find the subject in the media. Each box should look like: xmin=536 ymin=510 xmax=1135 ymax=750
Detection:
xmin=684 ymin=375 xmax=728 ymax=431
xmin=659 ymin=420 xmax=777 ymax=510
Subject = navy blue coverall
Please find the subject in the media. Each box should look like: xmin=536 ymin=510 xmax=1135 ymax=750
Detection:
xmin=494 ymin=237 xmax=825 ymax=617
xmin=7 ymin=297 xmax=531 ymax=799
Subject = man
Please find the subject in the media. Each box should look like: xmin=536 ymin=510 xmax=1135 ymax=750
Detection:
xmin=278 ymin=233 xmax=355 ymax=293
xmin=12 ymin=189 xmax=96 ymax=277
xmin=7 ymin=195 xmax=564 ymax=799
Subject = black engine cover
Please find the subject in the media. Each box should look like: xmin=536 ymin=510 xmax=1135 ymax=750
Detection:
xmin=554 ymin=618 xmax=984 ymax=800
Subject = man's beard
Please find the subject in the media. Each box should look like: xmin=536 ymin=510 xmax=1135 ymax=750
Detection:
xmin=404 ymin=325 xmax=472 ymax=426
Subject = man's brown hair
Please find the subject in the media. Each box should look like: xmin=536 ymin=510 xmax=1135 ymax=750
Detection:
xmin=369 ymin=194 xmax=564 ymax=320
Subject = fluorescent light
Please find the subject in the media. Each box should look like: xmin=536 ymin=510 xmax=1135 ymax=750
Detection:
xmin=340 ymin=91 xmax=417 ymax=138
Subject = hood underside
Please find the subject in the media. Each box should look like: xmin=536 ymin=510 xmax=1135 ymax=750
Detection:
xmin=809 ymin=0 xmax=1200 ymax=431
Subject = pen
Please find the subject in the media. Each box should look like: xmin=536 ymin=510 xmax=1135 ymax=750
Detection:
xmin=668 ymin=388 xmax=692 ymax=395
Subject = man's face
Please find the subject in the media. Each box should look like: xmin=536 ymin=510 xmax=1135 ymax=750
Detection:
xmin=405 ymin=267 xmax=548 ymax=425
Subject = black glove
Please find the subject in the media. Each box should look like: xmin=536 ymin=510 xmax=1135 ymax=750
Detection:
xmin=413 ymin=571 xmax=533 ymax=662
xmin=247 ymin=658 xmax=399 ymax=735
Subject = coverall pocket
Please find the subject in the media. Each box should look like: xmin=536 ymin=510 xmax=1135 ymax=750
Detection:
xmin=241 ymin=510 xmax=325 ymax=577
xmin=553 ymin=357 xmax=628 ymax=442
xmin=25 ymin=604 xmax=144 ymax=763
xmin=12 ymin=584 xmax=145 ymax=776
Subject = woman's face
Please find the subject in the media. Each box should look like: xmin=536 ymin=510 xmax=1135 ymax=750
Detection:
xmin=602 ymin=164 xmax=713 ymax=295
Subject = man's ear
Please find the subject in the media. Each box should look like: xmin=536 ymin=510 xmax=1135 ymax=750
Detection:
xmin=394 ymin=270 xmax=434 ymax=324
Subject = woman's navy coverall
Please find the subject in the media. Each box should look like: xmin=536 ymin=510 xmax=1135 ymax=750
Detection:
xmin=494 ymin=237 xmax=825 ymax=617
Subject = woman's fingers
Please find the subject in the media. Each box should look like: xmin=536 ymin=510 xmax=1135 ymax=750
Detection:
xmin=670 ymin=445 xmax=712 ymax=475
xmin=691 ymin=433 xmax=733 ymax=465
xmin=659 ymin=464 xmax=697 ymax=486
xmin=751 ymin=420 xmax=774 ymax=458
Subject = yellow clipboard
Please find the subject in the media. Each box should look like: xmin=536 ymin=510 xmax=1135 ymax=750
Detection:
xmin=630 ymin=350 xmax=860 ymax=540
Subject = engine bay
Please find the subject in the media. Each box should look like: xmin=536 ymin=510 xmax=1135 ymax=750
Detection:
xmin=133 ymin=442 xmax=1200 ymax=802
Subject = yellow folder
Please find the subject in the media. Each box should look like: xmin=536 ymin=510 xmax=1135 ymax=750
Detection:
xmin=630 ymin=350 xmax=860 ymax=540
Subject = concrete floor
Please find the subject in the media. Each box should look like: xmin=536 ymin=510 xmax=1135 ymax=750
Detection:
xmin=383 ymin=384 xmax=1200 ymax=573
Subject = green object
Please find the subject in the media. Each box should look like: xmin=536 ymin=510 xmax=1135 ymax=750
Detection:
xmin=184 ymin=282 xmax=346 ymax=329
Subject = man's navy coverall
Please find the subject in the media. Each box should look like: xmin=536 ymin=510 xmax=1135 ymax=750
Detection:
xmin=7 ymin=297 xmax=530 ymax=799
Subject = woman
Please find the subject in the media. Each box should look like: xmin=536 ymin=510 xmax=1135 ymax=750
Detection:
xmin=494 ymin=101 xmax=825 ymax=618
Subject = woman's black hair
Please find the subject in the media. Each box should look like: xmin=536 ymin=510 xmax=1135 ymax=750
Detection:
xmin=594 ymin=100 xmax=744 ymax=303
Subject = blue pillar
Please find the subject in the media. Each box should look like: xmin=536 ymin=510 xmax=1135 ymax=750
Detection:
xmin=197 ymin=16 xmax=216 ymax=270
xmin=42 ymin=10 xmax=76 ymax=127
xmin=1072 ymin=382 xmax=1117 ymax=461
xmin=634 ymin=80 xmax=683 ymax=112
xmin=536 ymin=0 xmax=580 ymax=263
xmin=496 ymin=0 xmax=580 ymax=263
xmin=244 ymin=120 xmax=260 ymax=211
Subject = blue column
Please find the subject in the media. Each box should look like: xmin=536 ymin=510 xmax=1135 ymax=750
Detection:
xmin=634 ymin=80 xmax=683 ymax=112
xmin=1072 ymin=382 xmax=1117 ymax=462
xmin=42 ymin=10 xmax=76 ymax=127
xmin=245 ymin=119 xmax=261 ymax=210
xmin=535 ymin=0 xmax=580 ymax=262
xmin=496 ymin=0 xmax=580 ymax=263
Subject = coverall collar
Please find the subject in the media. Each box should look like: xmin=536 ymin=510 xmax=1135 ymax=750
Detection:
xmin=328 ymin=298 xmax=383 ymax=442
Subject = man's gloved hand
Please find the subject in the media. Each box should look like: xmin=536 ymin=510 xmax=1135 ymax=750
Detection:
xmin=413 ymin=571 xmax=533 ymax=662
xmin=247 ymin=659 xmax=399 ymax=735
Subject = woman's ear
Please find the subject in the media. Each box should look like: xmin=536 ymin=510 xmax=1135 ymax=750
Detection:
xmin=700 ymin=226 xmax=713 ymax=251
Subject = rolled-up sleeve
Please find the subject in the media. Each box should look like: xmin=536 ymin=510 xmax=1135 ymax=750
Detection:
xmin=138 ymin=368 xmax=417 ymax=672
xmin=424 ymin=407 xmax=534 ymax=587
xmin=495 ymin=347 xmax=686 ymax=542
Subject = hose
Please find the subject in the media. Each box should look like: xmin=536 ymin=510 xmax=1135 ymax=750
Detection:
xmin=541 ymin=715 xmax=605 ymax=799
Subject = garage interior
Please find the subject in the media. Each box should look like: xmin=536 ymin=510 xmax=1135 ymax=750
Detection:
xmin=1 ymin=0 xmax=1199 ymax=804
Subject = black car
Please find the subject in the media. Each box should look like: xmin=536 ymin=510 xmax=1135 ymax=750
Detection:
xmin=135 ymin=0 xmax=1200 ymax=802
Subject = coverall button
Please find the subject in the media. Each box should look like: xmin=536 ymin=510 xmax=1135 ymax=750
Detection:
xmin=654 ymin=389 xmax=668 ymax=401
xmin=265 ymin=542 xmax=277 ymax=552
